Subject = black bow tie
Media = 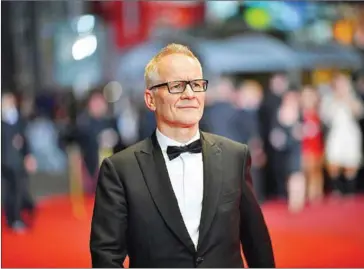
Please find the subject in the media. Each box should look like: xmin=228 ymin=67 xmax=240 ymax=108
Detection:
xmin=166 ymin=139 xmax=202 ymax=160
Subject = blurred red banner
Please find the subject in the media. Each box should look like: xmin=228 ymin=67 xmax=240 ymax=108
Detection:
xmin=144 ymin=1 xmax=205 ymax=30
xmin=94 ymin=1 xmax=205 ymax=49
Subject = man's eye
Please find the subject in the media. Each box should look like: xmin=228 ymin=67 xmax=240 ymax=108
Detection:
xmin=170 ymin=83 xmax=183 ymax=89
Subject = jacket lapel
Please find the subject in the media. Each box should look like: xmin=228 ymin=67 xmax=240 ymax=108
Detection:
xmin=135 ymin=132 xmax=196 ymax=254
xmin=197 ymin=132 xmax=223 ymax=250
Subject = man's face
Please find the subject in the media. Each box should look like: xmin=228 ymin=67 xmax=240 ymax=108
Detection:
xmin=89 ymin=93 xmax=107 ymax=118
xmin=145 ymin=54 xmax=205 ymax=128
xmin=270 ymin=74 xmax=289 ymax=95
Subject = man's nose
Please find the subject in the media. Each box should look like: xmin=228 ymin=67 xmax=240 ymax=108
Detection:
xmin=181 ymin=84 xmax=195 ymax=99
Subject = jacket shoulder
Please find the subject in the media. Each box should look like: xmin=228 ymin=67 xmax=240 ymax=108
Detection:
xmin=107 ymin=137 xmax=150 ymax=165
xmin=202 ymin=132 xmax=248 ymax=153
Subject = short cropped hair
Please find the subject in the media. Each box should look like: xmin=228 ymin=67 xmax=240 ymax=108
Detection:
xmin=144 ymin=43 xmax=201 ymax=88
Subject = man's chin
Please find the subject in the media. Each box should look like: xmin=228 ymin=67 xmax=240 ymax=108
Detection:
xmin=178 ymin=120 xmax=201 ymax=128
xmin=168 ymin=117 xmax=198 ymax=127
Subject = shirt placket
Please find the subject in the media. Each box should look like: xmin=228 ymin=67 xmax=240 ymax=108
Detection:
xmin=180 ymin=154 xmax=187 ymax=217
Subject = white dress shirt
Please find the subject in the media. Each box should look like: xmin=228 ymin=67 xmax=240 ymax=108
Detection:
xmin=156 ymin=129 xmax=204 ymax=249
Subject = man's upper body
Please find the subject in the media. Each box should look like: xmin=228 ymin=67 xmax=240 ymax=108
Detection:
xmin=90 ymin=43 xmax=275 ymax=268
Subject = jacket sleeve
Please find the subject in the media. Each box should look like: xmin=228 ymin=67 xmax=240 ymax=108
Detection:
xmin=90 ymin=157 xmax=128 ymax=268
xmin=239 ymin=146 xmax=276 ymax=268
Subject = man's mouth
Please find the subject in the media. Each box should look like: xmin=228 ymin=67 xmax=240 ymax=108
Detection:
xmin=177 ymin=105 xmax=198 ymax=109
xmin=178 ymin=106 xmax=198 ymax=109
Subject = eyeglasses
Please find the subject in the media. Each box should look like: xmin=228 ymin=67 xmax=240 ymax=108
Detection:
xmin=149 ymin=79 xmax=208 ymax=94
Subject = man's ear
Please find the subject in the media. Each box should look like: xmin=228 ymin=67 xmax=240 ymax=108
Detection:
xmin=144 ymin=89 xmax=156 ymax=111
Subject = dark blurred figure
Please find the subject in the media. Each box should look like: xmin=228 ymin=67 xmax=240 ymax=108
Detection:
xmin=57 ymin=91 xmax=79 ymax=151
xmin=75 ymin=91 xmax=124 ymax=194
xmin=260 ymin=73 xmax=290 ymax=197
xmin=269 ymin=91 xmax=303 ymax=200
xmin=138 ymin=107 xmax=157 ymax=141
xmin=355 ymin=71 xmax=364 ymax=100
xmin=234 ymin=80 xmax=266 ymax=203
xmin=273 ymin=91 xmax=305 ymax=212
xmin=1 ymin=92 xmax=36 ymax=232
xmin=200 ymin=77 xmax=239 ymax=141
xmin=261 ymin=73 xmax=289 ymax=129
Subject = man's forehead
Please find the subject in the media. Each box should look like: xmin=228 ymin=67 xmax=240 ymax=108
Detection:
xmin=158 ymin=53 xmax=199 ymax=67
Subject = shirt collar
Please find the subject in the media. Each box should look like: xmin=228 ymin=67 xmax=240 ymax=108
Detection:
xmin=156 ymin=128 xmax=201 ymax=152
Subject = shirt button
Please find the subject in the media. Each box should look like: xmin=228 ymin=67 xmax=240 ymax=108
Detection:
xmin=195 ymin=257 xmax=204 ymax=266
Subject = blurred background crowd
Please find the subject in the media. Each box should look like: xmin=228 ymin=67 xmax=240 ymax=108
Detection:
xmin=2 ymin=0 xmax=364 ymax=235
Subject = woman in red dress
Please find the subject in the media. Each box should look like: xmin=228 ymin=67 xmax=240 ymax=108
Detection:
xmin=301 ymin=85 xmax=325 ymax=203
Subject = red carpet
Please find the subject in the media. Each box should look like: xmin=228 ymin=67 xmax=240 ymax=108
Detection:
xmin=2 ymin=195 xmax=364 ymax=268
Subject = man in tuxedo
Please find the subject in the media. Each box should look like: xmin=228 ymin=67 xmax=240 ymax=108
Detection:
xmin=90 ymin=44 xmax=275 ymax=268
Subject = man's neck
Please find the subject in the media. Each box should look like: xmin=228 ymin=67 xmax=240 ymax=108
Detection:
xmin=157 ymin=123 xmax=199 ymax=144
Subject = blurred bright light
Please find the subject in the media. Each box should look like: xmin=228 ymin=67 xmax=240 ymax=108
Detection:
xmin=309 ymin=20 xmax=332 ymax=44
xmin=206 ymin=1 xmax=239 ymax=21
xmin=76 ymin=15 xmax=95 ymax=34
xmin=244 ymin=8 xmax=271 ymax=30
xmin=72 ymin=35 xmax=97 ymax=61
xmin=333 ymin=19 xmax=354 ymax=45
xmin=272 ymin=3 xmax=302 ymax=31
xmin=244 ymin=1 xmax=304 ymax=31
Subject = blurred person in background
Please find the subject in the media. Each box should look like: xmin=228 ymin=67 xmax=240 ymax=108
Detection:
xmin=199 ymin=76 xmax=239 ymax=141
xmin=261 ymin=73 xmax=290 ymax=198
xmin=26 ymin=96 xmax=67 ymax=173
xmin=138 ymin=105 xmax=157 ymax=140
xmin=90 ymin=43 xmax=275 ymax=268
xmin=198 ymin=77 xmax=218 ymax=132
xmin=300 ymin=85 xmax=325 ymax=204
xmin=114 ymin=95 xmax=140 ymax=149
xmin=57 ymin=91 xmax=79 ymax=151
xmin=270 ymin=91 xmax=304 ymax=212
xmin=137 ymin=85 xmax=158 ymax=141
xmin=19 ymin=94 xmax=35 ymax=120
xmin=1 ymin=91 xmax=37 ymax=232
xmin=261 ymin=73 xmax=290 ymax=131
xmin=75 ymin=90 xmax=123 ymax=194
xmin=234 ymin=80 xmax=266 ymax=203
xmin=320 ymin=73 xmax=364 ymax=196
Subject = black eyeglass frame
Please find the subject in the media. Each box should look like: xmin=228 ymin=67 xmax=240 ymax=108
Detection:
xmin=148 ymin=79 xmax=208 ymax=94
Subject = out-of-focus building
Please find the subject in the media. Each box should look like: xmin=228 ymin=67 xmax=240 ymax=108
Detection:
xmin=3 ymin=1 xmax=364 ymax=96
xmin=202 ymin=1 xmax=364 ymax=87
xmin=91 ymin=1 xmax=205 ymax=50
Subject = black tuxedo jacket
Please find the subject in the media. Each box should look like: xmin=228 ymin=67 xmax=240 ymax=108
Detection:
xmin=90 ymin=132 xmax=275 ymax=268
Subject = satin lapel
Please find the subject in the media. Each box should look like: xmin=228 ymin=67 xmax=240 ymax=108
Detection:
xmin=134 ymin=133 xmax=196 ymax=253
xmin=197 ymin=132 xmax=223 ymax=250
